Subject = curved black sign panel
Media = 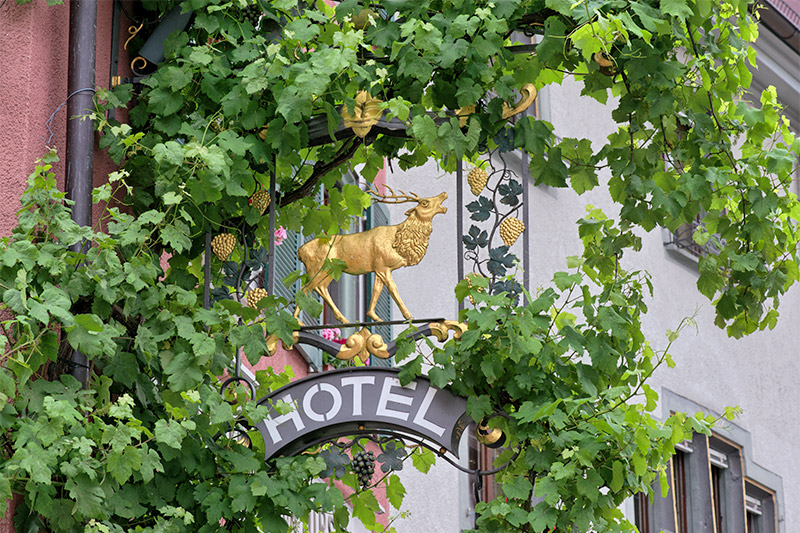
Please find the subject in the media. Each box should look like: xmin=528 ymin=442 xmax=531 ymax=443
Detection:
xmin=254 ymin=368 xmax=470 ymax=461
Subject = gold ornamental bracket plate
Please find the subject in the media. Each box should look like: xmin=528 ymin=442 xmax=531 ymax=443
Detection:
xmin=340 ymin=91 xmax=384 ymax=138
xmin=336 ymin=328 xmax=390 ymax=361
xmin=428 ymin=321 xmax=468 ymax=342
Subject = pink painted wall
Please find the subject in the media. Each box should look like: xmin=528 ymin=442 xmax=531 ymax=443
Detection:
xmin=0 ymin=1 xmax=123 ymax=530
xmin=0 ymin=2 xmax=69 ymax=237
xmin=0 ymin=0 xmax=123 ymax=237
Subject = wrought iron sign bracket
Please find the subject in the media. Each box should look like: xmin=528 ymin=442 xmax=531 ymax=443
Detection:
xmin=269 ymin=319 xmax=467 ymax=362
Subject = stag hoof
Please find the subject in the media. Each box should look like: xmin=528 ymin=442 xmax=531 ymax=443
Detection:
xmin=367 ymin=311 xmax=382 ymax=322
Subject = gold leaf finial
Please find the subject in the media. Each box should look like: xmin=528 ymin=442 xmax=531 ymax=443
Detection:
xmin=341 ymin=91 xmax=384 ymax=138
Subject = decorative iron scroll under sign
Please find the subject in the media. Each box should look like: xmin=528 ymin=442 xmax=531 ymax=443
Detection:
xmin=255 ymin=368 xmax=471 ymax=461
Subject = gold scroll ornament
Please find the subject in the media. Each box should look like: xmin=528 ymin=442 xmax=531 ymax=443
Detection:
xmin=266 ymin=331 xmax=301 ymax=357
xmin=335 ymin=321 xmax=466 ymax=360
xmin=429 ymin=320 xmax=468 ymax=342
xmin=457 ymin=83 xmax=538 ymax=127
xmin=340 ymin=91 xmax=384 ymax=138
xmin=336 ymin=328 xmax=390 ymax=361
xmin=265 ymin=329 xmax=388 ymax=361
xmin=264 ymin=321 xmax=467 ymax=360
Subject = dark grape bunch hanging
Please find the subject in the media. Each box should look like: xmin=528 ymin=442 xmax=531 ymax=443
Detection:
xmin=351 ymin=450 xmax=375 ymax=489
xmin=241 ymin=3 xmax=262 ymax=27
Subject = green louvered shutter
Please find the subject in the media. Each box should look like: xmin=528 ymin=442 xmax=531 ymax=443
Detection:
xmin=366 ymin=202 xmax=393 ymax=367
xmin=273 ymin=229 xmax=300 ymax=303
xmin=270 ymin=196 xmax=324 ymax=371
xmin=298 ymin=230 xmax=323 ymax=371
xmin=296 ymin=187 xmax=326 ymax=371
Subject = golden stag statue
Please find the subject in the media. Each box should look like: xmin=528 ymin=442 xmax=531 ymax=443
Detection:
xmin=293 ymin=186 xmax=447 ymax=324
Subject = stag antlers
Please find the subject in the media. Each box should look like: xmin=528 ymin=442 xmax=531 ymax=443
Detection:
xmin=365 ymin=184 xmax=420 ymax=204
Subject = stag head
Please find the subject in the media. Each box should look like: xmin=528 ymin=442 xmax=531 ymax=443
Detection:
xmin=404 ymin=192 xmax=447 ymax=219
xmin=368 ymin=185 xmax=447 ymax=220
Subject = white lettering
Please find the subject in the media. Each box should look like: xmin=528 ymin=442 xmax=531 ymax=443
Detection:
xmin=264 ymin=394 xmax=305 ymax=444
xmin=303 ymin=383 xmax=342 ymax=422
xmin=340 ymin=375 xmax=375 ymax=416
xmin=412 ymin=386 xmax=446 ymax=436
xmin=376 ymin=377 xmax=416 ymax=421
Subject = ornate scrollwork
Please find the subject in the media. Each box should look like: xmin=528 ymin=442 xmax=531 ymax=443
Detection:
xmin=455 ymin=83 xmax=537 ymax=127
xmin=428 ymin=321 xmax=468 ymax=342
xmin=336 ymin=328 xmax=390 ymax=361
xmin=124 ymin=23 xmax=143 ymax=50
xmin=501 ymin=83 xmax=537 ymax=119
xmin=130 ymin=56 xmax=149 ymax=76
xmin=265 ymin=331 xmax=300 ymax=357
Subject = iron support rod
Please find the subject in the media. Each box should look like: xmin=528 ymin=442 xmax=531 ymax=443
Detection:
xmin=456 ymin=159 xmax=464 ymax=312
xmin=204 ymin=231 xmax=211 ymax=310
xmin=522 ymin=151 xmax=530 ymax=303
xmin=298 ymin=318 xmax=445 ymax=331
xmin=266 ymin=158 xmax=277 ymax=294
xmin=66 ymin=0 xmax=98 ymax=388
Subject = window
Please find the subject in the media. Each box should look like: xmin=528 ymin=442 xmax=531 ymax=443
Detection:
xmin=634 ymin=431 xmax=778 ymax=533
xmin=633 ymin=493 xmax=650 ymax=533
xmin=365 ymin=202 xmax=393 ymax=367
xmin=467 ymin=423 xmax=503 ymax=505
xmin=273 ymin=223 xmax=325 ymax=371
xmin=633 ymin=440 xmax=688 ymax=533
xmin=672 ymin=445 xmax=689 ymax=532
xmin=745 ymin=481 xmax=777 ymax=533
xmin=663 ymin=212 xmax=723 ymax=259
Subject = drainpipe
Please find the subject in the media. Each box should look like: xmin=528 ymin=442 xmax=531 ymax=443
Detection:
xmin=66 ymin=0 xmax=97 ymax=388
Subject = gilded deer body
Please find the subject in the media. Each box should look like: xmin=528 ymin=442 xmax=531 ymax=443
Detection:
xmin=294 ymin=189 xmax=447 ymax=324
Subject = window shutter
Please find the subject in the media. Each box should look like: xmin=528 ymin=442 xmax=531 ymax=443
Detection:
xmin=271 ymin=227 xmax=323 ymax=371
xmin=295 ymin=187 xmax=326 ymax=371
xmin=366 ymin=202 xmax=393 ymax=367
xmin=272 ymin=229 xmax=300 ymax=302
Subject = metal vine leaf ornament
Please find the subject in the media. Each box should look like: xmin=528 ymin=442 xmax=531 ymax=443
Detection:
xmin=293 ymin=185 xmax=448 ymax=325
xmin=463 ymin=145 xmax=527 ymax=299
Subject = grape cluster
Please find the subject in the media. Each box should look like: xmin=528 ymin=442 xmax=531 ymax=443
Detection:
xmin=499 ymin=216 xmax=525 ymax=247
xmin=247 ymin=287 xmax=268 ymax=309
xmin=211 ymin=233 xmax=236 ymax=261
xmin=241 ymin=3 xmax=262 ymax=27
xmin=351 ymin=450 xmax=375 ymax=489
xmin=249 ymin=189 xmax=270 ymax=215
xmin=467 ymin=167 xmax=489 ymax=196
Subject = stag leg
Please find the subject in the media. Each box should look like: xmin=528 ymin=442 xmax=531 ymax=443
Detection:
xmin=314 ymin=285 xmax=349 ymax=324
xmin=378 ymin=270 xmax=413 ymax=320
xmin=366 ymin=275 xmax=384 ymax=322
